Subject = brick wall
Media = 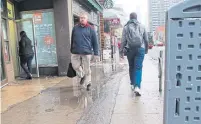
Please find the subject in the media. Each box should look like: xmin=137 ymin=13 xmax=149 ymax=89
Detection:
xmin=99 ymin=13 xmax=105 ymax=53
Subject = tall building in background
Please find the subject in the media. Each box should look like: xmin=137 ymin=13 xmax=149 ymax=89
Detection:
xmin=148 ymin=0 xmax=165 ymax=33
xmin=136 ymin=5 xmax=142 ymax=23
xmin=149 ymin=0 xmax=183 ymax=33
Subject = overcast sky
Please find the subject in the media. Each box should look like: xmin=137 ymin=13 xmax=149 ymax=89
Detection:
xmin=114 ymin=0 xmax=149 ymax=28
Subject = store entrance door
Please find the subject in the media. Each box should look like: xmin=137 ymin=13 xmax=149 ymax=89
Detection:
xmin=8 ymin=20 xmax=19 ymax=77
xmin=15 ymin=19 xmax=39 ymax=78
xmin=1 ymin=30 xmax=7 ymax=87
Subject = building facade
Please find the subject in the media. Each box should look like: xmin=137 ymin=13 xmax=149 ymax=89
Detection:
xmin=148 ymin=0 xmax=183 ymax=33
xmin=1 ymin=0 xmax=104 ymax=87
xmin=148 ymin=0 xmax=164 ymax=33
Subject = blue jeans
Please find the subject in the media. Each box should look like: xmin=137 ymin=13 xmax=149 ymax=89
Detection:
xmin=20 ymin=54 xmax=34 ymax=77
xmin=127 ymin=48 xmax=145 ymax=88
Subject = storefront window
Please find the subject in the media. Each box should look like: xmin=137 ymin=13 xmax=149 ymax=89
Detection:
xmin=1 ymin=18 xmax=11 ymax=62
xmin=1 ymin=0 xmax=6 ymax=17
xmin=1 ymin=49 xmax=6 ymax=81
xmin=94 ymin=25 xmax=100 ymax=44
xmin=1 ymin=21 xmax=6 ymax=80
xmin=1 ymin=0 xmax=3 ymax=15
xmin=21 ymin=10 xmax=58 ymax=66
xmin=2 ymin=19 xmax=8 ymax=40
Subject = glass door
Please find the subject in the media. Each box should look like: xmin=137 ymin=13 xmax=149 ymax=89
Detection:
xmin=1 ymin=30 xmax=6 ymax=82
xmin=15 ymin=19 xmax=39 ymax=77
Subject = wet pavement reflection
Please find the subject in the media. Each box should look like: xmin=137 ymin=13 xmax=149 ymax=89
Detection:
xmin=1 ymin=77 xmax=65 ymax=113
xmin=2 ymin=62 xmax=125 ymax=124
xmin=2 ymin=57 xmax=163 ymax=124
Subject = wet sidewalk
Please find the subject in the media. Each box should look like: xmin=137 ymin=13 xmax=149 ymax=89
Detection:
xmin=1 ymin=61 xmax=126 ymax=124
xmin=1 ymin=77 xmax=65 ymax=113
xmin=110 ymin=56 xmax=164 ymax=124
xmin=76 ymin=56 xmax=163 ymax=124
xmin=0 ymin=60 xmax=123 ymax=114
xmin=1 ymin=56 xmax=163 ymax=124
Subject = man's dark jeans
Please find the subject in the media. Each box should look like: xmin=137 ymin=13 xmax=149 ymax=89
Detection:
xmin=20 ymin=54 xmax=34 ymax=77
xmin=127 ymin=47 xmax=145 ymax=88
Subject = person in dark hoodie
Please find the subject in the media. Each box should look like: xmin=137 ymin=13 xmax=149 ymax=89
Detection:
xmin=19 ymin=31 xmax=34 ymax=79
xmin=71 ymin=13 xmax=99 ymax=91
xmin=120 ymin=12 xmax=148 ymax=96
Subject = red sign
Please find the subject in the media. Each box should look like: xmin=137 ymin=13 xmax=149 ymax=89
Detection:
xmin=107 ymin=18 xmax=120 ymax=26
xmin=44 ymin=35 xmax=54 ymax=45
xmin=33 ymin=13 xmax=42 ymax=24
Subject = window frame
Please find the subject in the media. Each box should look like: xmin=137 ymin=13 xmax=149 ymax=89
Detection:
xmin=1 ymin=18 xmax=11 ymax=63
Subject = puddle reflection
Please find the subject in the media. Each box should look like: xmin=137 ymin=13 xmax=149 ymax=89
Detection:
xmin=40 ymin=62 xmax=120 ymax=112
xmin=58 ymin=79 xmax=94 ymax=109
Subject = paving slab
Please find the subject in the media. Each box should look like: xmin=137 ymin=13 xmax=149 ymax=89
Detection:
xmin=110 ymin=56 xmax=164 ymax=124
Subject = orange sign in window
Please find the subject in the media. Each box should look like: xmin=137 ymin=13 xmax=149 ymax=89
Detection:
xmin=33 ymin=13 xmax=42 ymax=24
xmin=44 ymin=35 xmax=54 ymax=45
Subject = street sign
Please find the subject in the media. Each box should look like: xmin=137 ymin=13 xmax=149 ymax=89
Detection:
xmin=164 ymin=0 xmax=201 ymax=124
xmin=105 ymin=18 xmax=121 ymax=27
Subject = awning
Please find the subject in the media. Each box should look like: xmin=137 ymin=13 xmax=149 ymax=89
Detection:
xmin=87 ymin=0 xmax=103 ymax=12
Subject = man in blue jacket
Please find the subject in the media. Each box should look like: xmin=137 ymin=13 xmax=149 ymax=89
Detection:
xmin=71 ymin=13 xmax=99 ymax=91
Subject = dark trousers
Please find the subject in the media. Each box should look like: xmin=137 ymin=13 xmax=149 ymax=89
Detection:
xmin=20 ymin=54 xmax=34 ymax=77
xmin=127 ymin=48 xmax=145 ymax=88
